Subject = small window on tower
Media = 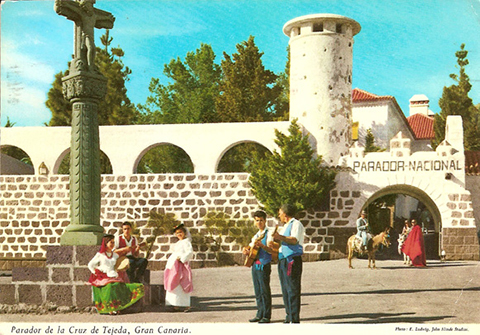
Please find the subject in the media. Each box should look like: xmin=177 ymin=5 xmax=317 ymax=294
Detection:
xmin=336 ymin=23 xmax=343 ymax=33
xmin=313 ymin=23 xmax=323 ymax=32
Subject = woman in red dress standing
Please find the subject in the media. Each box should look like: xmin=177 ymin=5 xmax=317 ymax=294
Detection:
xmin=401 ymin=219 xmax=427 ymax=267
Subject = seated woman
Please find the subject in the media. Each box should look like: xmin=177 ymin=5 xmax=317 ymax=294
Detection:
xmin=164 ymin=224 xmax=194 ymax=312
xmin=88 ymin=234 xmax=145 ymax=315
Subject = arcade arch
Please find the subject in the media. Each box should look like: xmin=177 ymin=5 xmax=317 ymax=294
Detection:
xmin=362 ymin=184 xmax=442 ymax=258
xmin=0 ymin=145 xmax=34 ymax=175
xmin=216 ymin=141 xmax=272 ymax=173
xmin=55 ymin=149 xmax=113 ymax=174
xmin=135 ymin=143 xmax=194 ymax=174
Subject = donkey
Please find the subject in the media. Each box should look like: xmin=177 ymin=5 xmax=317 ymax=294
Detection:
xmin=347 ymin=227 xmax=391 ymax=269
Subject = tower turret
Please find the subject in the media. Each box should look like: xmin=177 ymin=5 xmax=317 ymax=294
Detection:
xmin=284 ymin=14 xmax=361 ymax=165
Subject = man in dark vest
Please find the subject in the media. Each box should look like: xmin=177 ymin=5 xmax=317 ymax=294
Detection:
xmin=242 ymin=210 xmax=274 ymax=324
xmin=272 ymin=204 xmax=305 ymax=324
xmin=114 ymin=222 xmax=148 ymax=283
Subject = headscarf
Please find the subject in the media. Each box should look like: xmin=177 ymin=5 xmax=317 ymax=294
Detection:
xmin=98 ymin=234 xmax=115 ymax=254
xmin=172 ymin=223 xmax=192 ymax=242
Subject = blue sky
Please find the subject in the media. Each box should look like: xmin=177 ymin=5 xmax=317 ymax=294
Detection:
xmin=1 ymin=0 xmax=480 ymax=127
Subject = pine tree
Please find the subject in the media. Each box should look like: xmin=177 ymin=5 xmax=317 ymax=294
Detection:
xmin=216 ymin=36 xmax=282 ymax=122
xmin=248 ymin=120 xmax=337 ymax=216
xmin=46 ymin=31 xmax=136 ymax=126
xmin=433 ymin=44 xmax=480 ymax=150
xmin=364 ymin=129 xmax=385 ymax=152
xmin=137 ymin=43 xmax=221 ymax=124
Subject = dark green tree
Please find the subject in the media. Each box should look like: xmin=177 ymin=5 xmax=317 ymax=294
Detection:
xmin=248 ymin=119 xmax=337 ymax=216
xmin=136 ymin=145 xmax=194 ymax=174
xmin=364 ymin=128 xmax=385 ymax=152
xmin=217 ymin=143 xmax=271 ymax=173
xmin=216 ymin=36 xmax=282 ymax=122
xmin=46 ymin=31 xmax=137 ymax=126
xmin=137 ymin=43 xmax=221 ymax=124
xmin=272 ymin=45 xmax=290 ymax=121
xmin=433 ymin=44 xmax=480 ymax=150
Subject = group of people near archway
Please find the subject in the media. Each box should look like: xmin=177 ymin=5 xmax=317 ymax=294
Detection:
xmin=356 ymin=212 xmax=426 ymax=267
xmin=87 ymin=204 xmax=429 ymax=319
xmin=398 ymin=219 xmax=427 ymax=267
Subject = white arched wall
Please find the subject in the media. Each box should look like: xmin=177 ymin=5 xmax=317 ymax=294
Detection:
xmin=0 ymin=121 xmax=290 ymax=175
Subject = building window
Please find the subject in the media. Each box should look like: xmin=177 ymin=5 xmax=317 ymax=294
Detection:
xmin=313 ymin=22 xmax=323 ymax=32
xmin=336 ymin=23 xmax=343 ymax=33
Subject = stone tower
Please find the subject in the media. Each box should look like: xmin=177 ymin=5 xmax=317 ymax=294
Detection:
xmin=283 ymin=14 xmax=361 ymax=165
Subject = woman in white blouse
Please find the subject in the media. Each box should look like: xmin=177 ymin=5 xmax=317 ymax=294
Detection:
xmin=87 ymin=234 xmax=144 ymax=315
xmin=164 ymin=224 xmax=194 ymax=311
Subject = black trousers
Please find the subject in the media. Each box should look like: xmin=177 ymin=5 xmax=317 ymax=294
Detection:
xmin=126 ymin=256 xmax=148 ymax=283
xmin=251 ymin=262 xmax=272 ymax=319
xmin=278 ymin=256 xmax=302 ymax=323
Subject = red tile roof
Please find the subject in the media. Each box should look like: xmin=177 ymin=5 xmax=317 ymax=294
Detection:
xmin=352 ymin=88 xmax=416 ymax=139
xmin=352 ymin=88 xmax=395 ymax=102
xmin=465 ymin=151 xmax=480 ymax=175
xmin=406 ymin=113 xmax=434 ymax=139
xmin=352 ymin=88 xmax=394 ymax=102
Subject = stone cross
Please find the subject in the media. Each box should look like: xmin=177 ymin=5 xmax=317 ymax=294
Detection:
xmin=54 ymin=0 xmax=115 ymax=245
xmin=55 ymin=0 xmax=115 ymax=73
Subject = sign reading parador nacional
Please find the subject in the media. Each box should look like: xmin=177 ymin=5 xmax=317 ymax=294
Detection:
xmin=352 ymin=159 xmax=462 ymax=172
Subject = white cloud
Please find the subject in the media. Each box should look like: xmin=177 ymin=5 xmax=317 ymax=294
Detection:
xmin=1 ymin=47 xmax=56 ymax=85
xmin=1 ymin=77 xmax=51 ymax=127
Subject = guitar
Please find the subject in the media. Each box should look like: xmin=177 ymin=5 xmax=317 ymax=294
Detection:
xmin=244 ymin=230 xmax=266 ymax=267
xmin=269 ymin=226 xmax=280 ymax=262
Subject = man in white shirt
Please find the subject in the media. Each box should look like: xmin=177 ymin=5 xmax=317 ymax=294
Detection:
xmin=272 ymin=204 xmax=305 ymax=324
xmin=114 ymin=222 xmax=148 ymax=283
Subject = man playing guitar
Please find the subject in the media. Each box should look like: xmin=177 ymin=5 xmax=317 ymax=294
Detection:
xmin=114 ymin=222 xmax=148 ymax=283
xmin=242 ymin=210 xmax=275 ymax=324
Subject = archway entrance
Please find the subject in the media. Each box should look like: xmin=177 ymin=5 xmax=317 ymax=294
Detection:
xmin=363 ymin=185 xmax=442 ymax=260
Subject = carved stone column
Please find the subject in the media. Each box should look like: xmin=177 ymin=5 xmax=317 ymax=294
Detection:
xmin=60 ymin=71 xmax=107 ymax=245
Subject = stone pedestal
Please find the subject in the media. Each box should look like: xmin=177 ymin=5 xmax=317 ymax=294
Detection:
xmin=60 ymin=72 xmax=106 ymax=246
xmin=1 ymin=246 xmax=163 ymax=308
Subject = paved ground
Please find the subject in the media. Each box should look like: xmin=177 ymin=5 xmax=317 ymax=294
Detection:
xmin=1 ymin=258 xmax=479 ymax=328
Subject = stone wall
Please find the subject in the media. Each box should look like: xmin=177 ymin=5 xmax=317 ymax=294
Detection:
xmin=0 ymin=246 xmax=163 ymax=307
xmin=2 ymin=173 xmax=478 ymax=269
xmin=466 ymin=175 xmax=480 ymax=232
xmin=0 ymin=174 xmax=359 ymax=270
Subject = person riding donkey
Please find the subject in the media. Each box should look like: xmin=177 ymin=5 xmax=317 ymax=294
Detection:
xmin=356 ymin=211 xmax=370 ymax=251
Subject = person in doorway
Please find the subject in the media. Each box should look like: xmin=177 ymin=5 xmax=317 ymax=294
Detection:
xmin=242 ymin=210 xmax=274 ymax=324
xmin=87 ymin=234 xmax=144 ymax=315
xmin=114 ymin=222 xmax=148 ymax=283
xmin=398 ymin=220 xmax=412 ymax=265
xmin=356 ymin=211 xmax=369 ymax=250
xmin=401 ymin=219 xmax=427 ymax=267
xmin=164 ymin=223 xmax=194 ymax=312
xmin=272 ymin=204 xmax=305 ymax=324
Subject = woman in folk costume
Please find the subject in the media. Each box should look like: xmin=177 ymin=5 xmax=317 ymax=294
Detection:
xmin=164 ymin=223 xmax=194 ymax=311
xmin=88 ymin=234 xmax=145 ymax=315
xmin=401 ymin=219 xmax=427 ymax=267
